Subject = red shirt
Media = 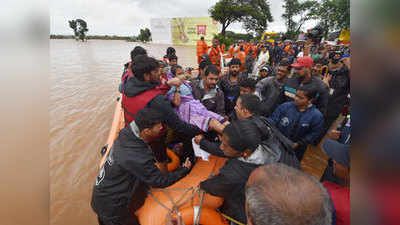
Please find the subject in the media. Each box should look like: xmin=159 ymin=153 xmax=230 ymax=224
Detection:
xmin=158 ymin=73 xmax=170 ymax=95
xmin=323 ymin=181 xmax=350 ymax=225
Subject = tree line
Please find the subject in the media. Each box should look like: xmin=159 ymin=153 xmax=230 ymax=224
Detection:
xmin=210 ymin=0 xmax=350 ymax=40
xmin=52 ymin=28 xmax=152 ymax=42
xmin=50 ymin=34 xmax=135 ymax=41
xmin=58 ymin=0 xmax=349 ymax=44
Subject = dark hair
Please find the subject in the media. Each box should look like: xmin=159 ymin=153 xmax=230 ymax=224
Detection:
xmin=170 ymin=65 xmax=183 ymax=77
xmin=223 ymin=119 xmax=262 ymax=153
xmin=135 ymin=108 xmax=164 ymax=132
xmin=158 ymin=60 xmax=168 ymax=68
xmin=166 ymin=47 xmax=176 ymax=56
xmin=200 ymin=36 xmax=204 ymax=40
xmin=205 ymin=65 xmax=219 ymax=77
xmin=229 ymin=58 xmax=242 ymax=67
xmin=168 ymin=54 xmax=178 ymax=62
xmin=238 ymin=94 xmax=260 ymax=115
xmin=199 ymin=60 xmax=210 ymax=70
xmin=246 ymin=163 xmax=332 ymax=225
xmin=132 ymin=55 xmax=160 ymax=81
xmin=130 ymin=46 xmax=147 ymax=62
xmin=279 ymin=58 xmax=291 ymax=71
xmin=279 ymin=58 xmax=290 ymax=67
xmin=239 ymin=78 xmax=257 ymax=90
xmin=298 ymin=86 xmax=318 ymax=100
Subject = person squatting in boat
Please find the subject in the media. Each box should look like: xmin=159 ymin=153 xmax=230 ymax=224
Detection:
xmin=91 ymin=108 xmax=193 ymax=225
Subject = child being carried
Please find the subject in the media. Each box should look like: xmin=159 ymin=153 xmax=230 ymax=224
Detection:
xmin=167 ymin=65 xmax=228 ymax=133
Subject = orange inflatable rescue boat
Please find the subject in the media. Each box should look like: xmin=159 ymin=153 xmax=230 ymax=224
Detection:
xmin=99 ymin=95 xmax=229 ymax=225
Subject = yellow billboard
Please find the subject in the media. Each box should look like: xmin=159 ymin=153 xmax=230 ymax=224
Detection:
xmin=339 ymin=29 xmax=350 ymax=43
xmin=171 ymin=17 xmax=219 ymax=46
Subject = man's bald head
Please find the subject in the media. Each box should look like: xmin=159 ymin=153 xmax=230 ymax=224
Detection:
xmin=246 ymin=163 xmax=332 ymax=225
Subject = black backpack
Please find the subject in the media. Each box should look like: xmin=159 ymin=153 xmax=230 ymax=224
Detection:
xmin=251 ymin=116 xmax=301 ymax=169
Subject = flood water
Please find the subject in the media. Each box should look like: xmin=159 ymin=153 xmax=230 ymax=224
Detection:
xmin=50 ymin=39 xmax=197 ymax=225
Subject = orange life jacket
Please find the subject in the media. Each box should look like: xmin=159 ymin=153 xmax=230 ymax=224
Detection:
xmin=236 ymin=51 xmax=246 ymax=72
xmin=284 ymin=45 xmax=291 ymax=54
xmin=244 ymin=44 xmax=250 ymax=56
xmin=228 ymin=46 xmax=235 ymax=58
xmin=207 ymin=46 xmax=222 ymax=71
xmin=220 ymin=44 xmax=225 ymax=54
xmin=252 ymin=45 xmax=258 ymax=58
xmin=197 ymin=40 xmax=208 ymax=57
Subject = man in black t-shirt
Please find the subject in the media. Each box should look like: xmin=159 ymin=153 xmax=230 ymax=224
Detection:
xmin=219 ymin=58 xmax=246 ymax=115
xmin=284 ymin=56 xmax=329 ymax=116
xmin=323 ymin=52 xmax=350 ymax=129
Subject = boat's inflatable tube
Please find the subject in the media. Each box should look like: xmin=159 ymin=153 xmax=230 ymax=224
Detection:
xmin=166 ymin=149 xmax=180 ymax=172
xmin=99 ymin=95 xmax=124 ymax=169
xmin=101 ymin=95 xmax=228 ymax=225
xmin=136 ymin=156 xmax=227 ymax=225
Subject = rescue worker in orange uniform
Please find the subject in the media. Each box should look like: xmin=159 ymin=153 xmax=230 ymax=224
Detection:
xmin=252 ymin=42 xmax=258 ymax=58
xmin=234 ymin=46 xmax=246 ymax=72
xmin=207 ymin=38 xmax=223 ymax=72
xmin=228 ymin=44 xmax=235 ymax=58
xmin=220 ymin=43 xmax=226 ymax=54
xmin=196 ymin=36 xmax=208 ymax=65
xmin=244 ymin=42 xmax=250 ymax=57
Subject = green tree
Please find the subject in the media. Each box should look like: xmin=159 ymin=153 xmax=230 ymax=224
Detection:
xmin=214 ymin=31 xmax=255 ymax=49
xmin=68 ymin=19 xmax=89 ymax=41
xmin=241 ymin=0 xmax=274 ymax=38
xmin=282 ymin=0 xmax=318 ymax=39
xmin=68 ymin=20 xmax=77 ymax=34
xmin=225 ymin=31 xmax=255 ymax=42
xmin=209 ymin=0 xmax=251 ymax=37
xmin=137 ymin=28 xmax=151 ymax=42
xmin=313 ymin=0 xmax=350 ymax=33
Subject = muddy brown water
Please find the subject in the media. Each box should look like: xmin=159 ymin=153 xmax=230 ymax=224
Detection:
xmin=50 ymin=39 xmax=196 ymax=225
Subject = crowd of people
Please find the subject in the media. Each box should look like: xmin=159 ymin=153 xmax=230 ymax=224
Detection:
xmin=90 ymin=33 xmax=350 ymax=225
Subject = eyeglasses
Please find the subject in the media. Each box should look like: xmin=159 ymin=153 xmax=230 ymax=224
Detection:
xmin=294 ymin=67 xmax=304 ymax=70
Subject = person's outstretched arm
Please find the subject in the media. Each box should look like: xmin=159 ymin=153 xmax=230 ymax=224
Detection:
xmin=120 ymin=148 xmax=190 ymax=188
xmin=148 ymin=95 xmax=202 ymax=138
xmin=194 ymin=135 xmax=227 ymax=158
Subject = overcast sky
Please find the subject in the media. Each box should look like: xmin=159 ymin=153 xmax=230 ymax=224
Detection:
xmin=50 ymin=0 xmax=318 ymax=36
